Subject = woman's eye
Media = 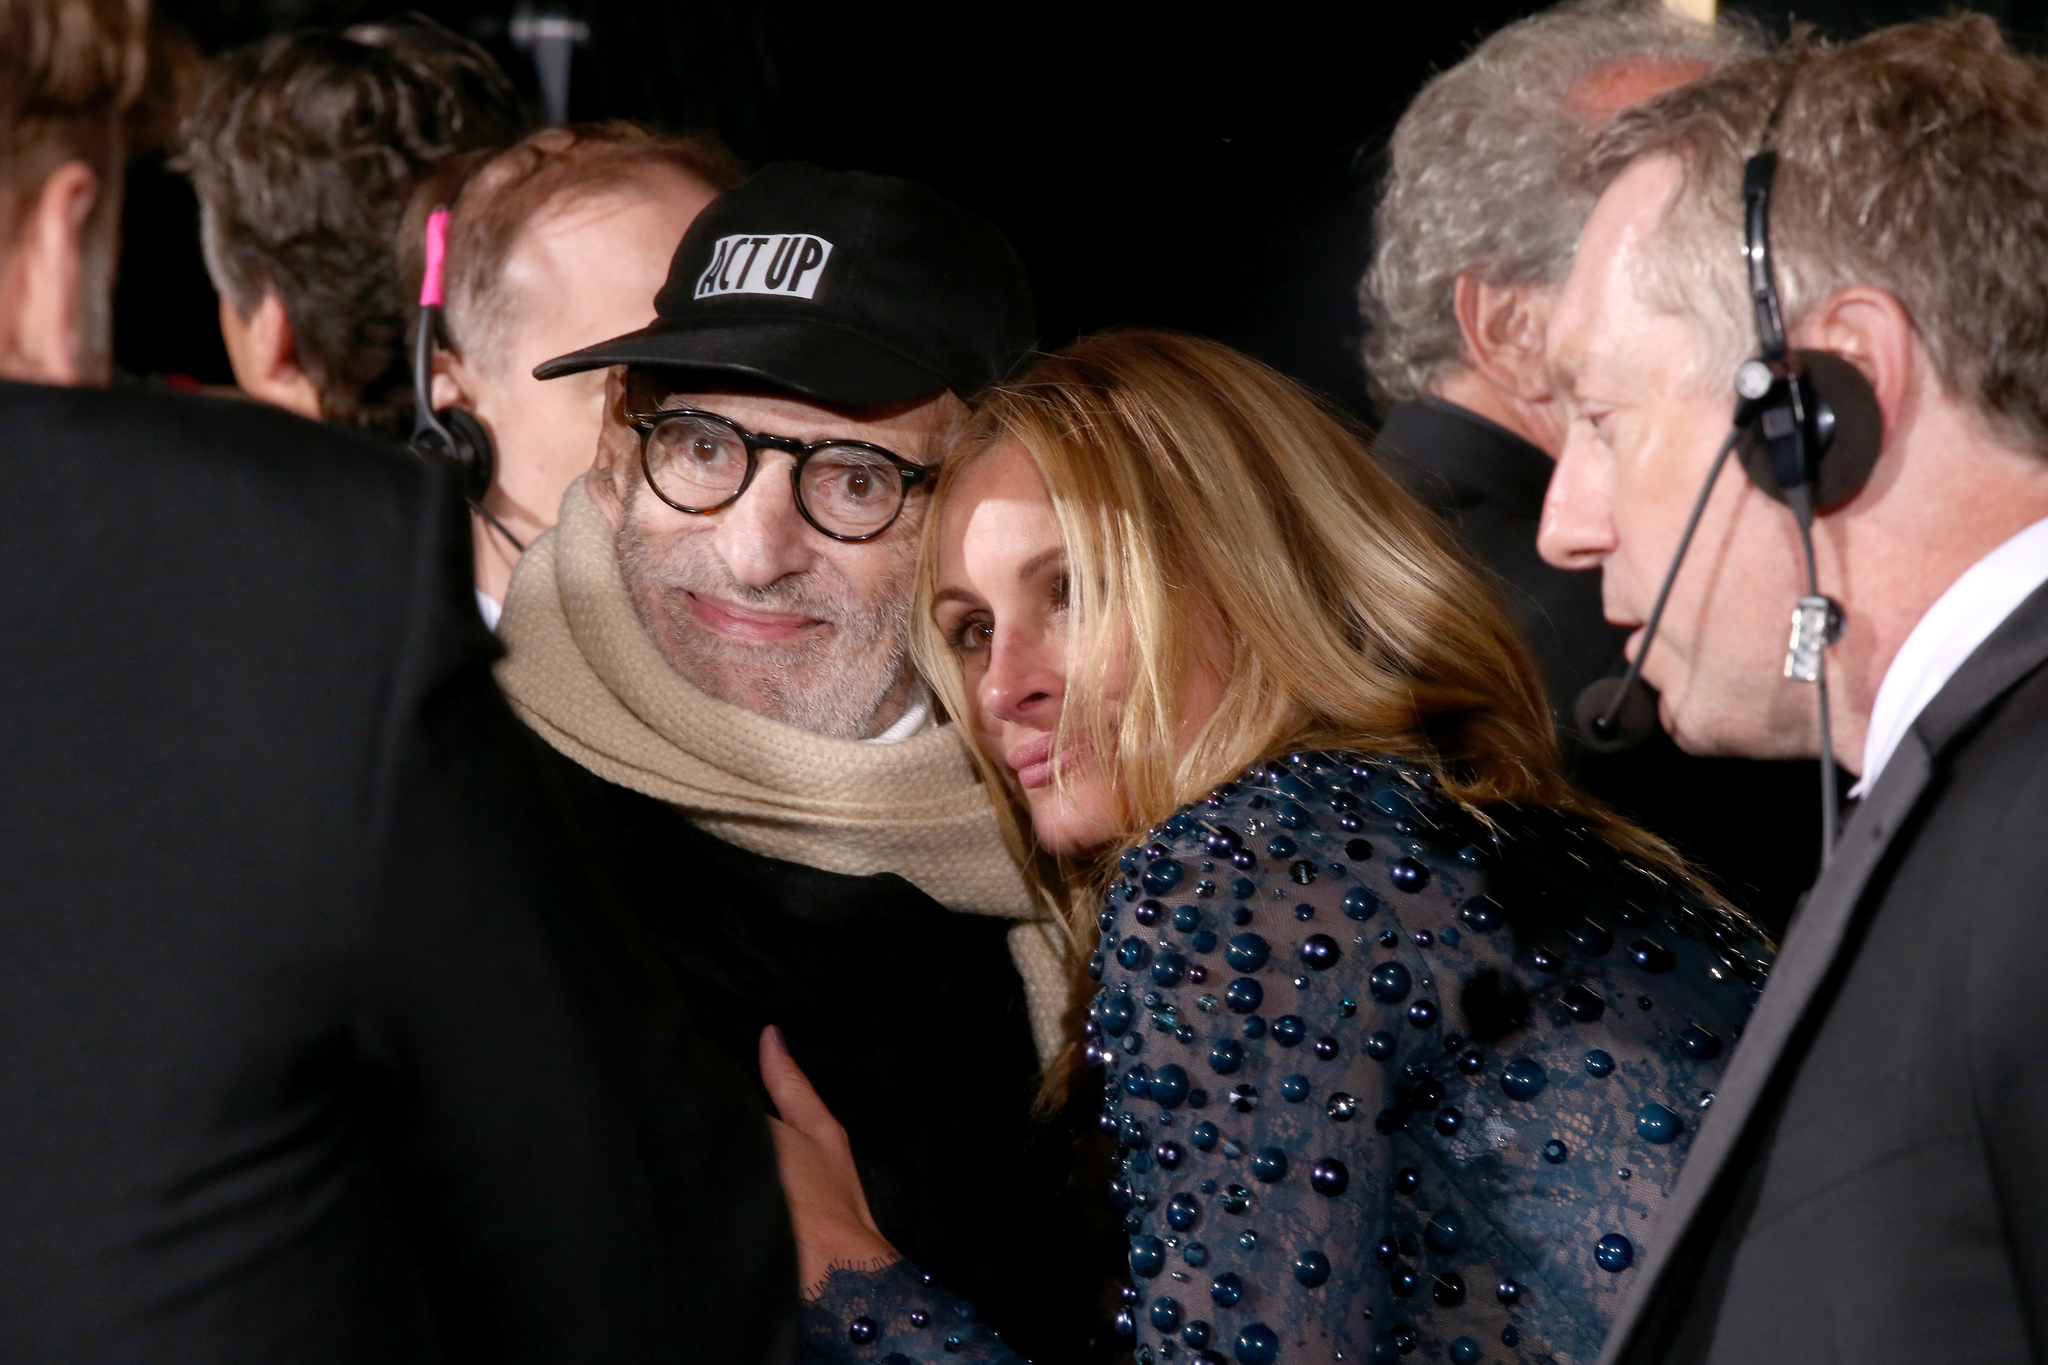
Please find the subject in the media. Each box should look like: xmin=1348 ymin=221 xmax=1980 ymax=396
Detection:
xmin=948 ymin=617 xmax=995 ymax=654
xmin=1049 ymin=573 xmax=1070 ymax=608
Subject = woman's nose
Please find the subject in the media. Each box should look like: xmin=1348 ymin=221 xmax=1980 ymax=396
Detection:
xmin=978 ymin=629 xmax=1064 ymax=727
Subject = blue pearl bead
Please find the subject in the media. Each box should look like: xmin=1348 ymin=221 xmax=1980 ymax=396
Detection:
xmin=1191 ymin=1121 xmax=1219 ymax=1150
xmin=1628 ymin=938 xmax=1675 ymax=973
xmin=1156 ymin=1140 xmax=1185 ymax=1169
xmin=1563 ymin=985 xmax=1605 ymax=1022
xmin=910 ymin=1310 xmax=929 ymax=1328
xmin=1098 ymin=994 xmax=1135 ymax=1036
xmin=1166 ymin=1193 xmax=1200 ymax=1230
xmin=1131 ymin=1234 xmax=1167 ymax=1277
xmin=1144 ymin=859 xmax=1186 ymax=896
xmin=1450 ymin=1337 xmax=1482 ymax=1364
xmin=1458 ymin=1048 xmax=1484 ymax=1075
xmin=1460 ymin=897 xmax=1502 ymax=931
xmin=1294 ymin=1249 xmax=1331 ymax=1286
xmin=1135 ymin=899 xmax=1165 ymax=927
xmin=1191 ymin=930 xmax=1218 ymax=953
xmin=1251 ymin=1146 xmax=1289 ymax=1182
xmin=1680 ymin=1023 xmax=1724 ymax=1059
xmin=1432 ymin=1271 xmax=1467 ymax=1306
xmin=1425 ymin=1207 xmax=1465 ymax=1253
xmin=1542 ymin=1139 xmax=1569 ymax=1164
xmin=1394 ymin=1166 xmax=1420 ymax=1194
xmin=1272 ymin=1014 xmax=1306 ymax=1046
xmin=1299 ymin=933 xmax=1341 ymax=970
xmin=1343 ymin=886 xmax=1380 ymax=920
xmin=1121 ymin=1113 xmax=1149 ymax=1148
xmin=850 ymin=1317 xmax=878 ymax=1344
xmin=1433 ymin=1106 xmax=1462 ymax=1135
xmin=1118 ymin=937 xmax=1152 ymax=971
xmin=1235 ymin=1322 xmax=1279 ymax=1364
xmin=1496 ymin=1279 xmax=1522 ymax=1304
xmin=1310 ymin=1157 xmax=1349 ymax=1196
xmin=1225 ymin=933 xmax=1271 ymax=972
xmin=1314 ymin=1036 xmax=1339 ymax=1060
xmin=1224 ymin=978 xmax=1264 ymax=1013
xmin=1530 ymin=947 xmax=1562 ymax=972
xmin=1151 ymin=1296 xmax=1183 ymax=1332
xmin=1595 ymin=1232 xmax=1635 ymax=1271
xmin=1208 ymin=1039 xmax=1244 ymax=1075
xmin=1501 ymin=1325 xmax=1520 ymax=1348
xmin=1389 ymin=1263 xmax=1418 ymax=1296
xmin=1151 ymin=1064 xmax=1191 ymax=1108
xmin=1184 ymin=1242 xmax=1209 ymax=1268
xmin=1327 ymin=1092 xmax=1358 ymax=1121
xmin=1241 ymin=1016 xmax=1266 ymax=1040
xmin=1281 ymin=1074 xmax=1309 ymax=1102
xmin=1366 ymin=1031 xmax=1395 ymax=1060
xmin=1500 ymin=1057 xmax=1548 ymax=1100
xmin=1266 ymin=834 xmax=1297 ymax=860
xmin=1209 ymin=1272 xmax=1243 ymax=1307
xmin=1637 ymin=1103 xmax=1683 ymax=1144
xmin=1153 ymin=949 xmax=1188 ymax=987
xmin=1368 ymin=961 xmax=1412 ymax=1003
xmin=1275 ymin=801 xmax=1309 ymax=830
xmin=1230 ymin=878 xmax=1255 ymax=900
xmin=1174 ymin=905 xmax=1202 ymax=932
xmin=1388 ymin=857 xmax=1430 ymax=892
xmin=1408 ymin=999 xmax=1438 ymax=1028
xmin=1121 ymin=849 xmax=1143 ymax=873
xmin=1183 ymin=1319 xmax=1212 ymax=1347
xmin=1571 ymin=919 xmax=1614 ymax=956
xmin=1124 ymin=1064 xmax=1152 ymax=1098
xmin=1585 ymin=1049 xmax=1616 ymax=1077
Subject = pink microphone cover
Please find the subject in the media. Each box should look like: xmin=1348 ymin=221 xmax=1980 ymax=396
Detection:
xmin=419 ymin=207 xmax=449 ymax=308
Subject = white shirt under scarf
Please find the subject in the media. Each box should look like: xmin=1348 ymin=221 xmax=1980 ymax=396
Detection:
xmin=1851 ymin=515 xmax=2048 ymax=797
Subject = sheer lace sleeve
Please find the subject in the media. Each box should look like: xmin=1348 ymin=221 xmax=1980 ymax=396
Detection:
xmin=1087 ymin=752 xmax=1767 ymax=1365
xmin=800 ymin=1259 xmax=1026 ymax=1364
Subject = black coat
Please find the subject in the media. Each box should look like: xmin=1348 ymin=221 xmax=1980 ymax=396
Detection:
xmin=1377 ymin=399 xmax=1823 ymax=936
xmin=534 ymin=746 xmax=1121 ymax=1364
xmin=1601 ymin=580 xmax=2048 ymax=1365
xmin=0 ymin=382 xmax=795 ymax=1364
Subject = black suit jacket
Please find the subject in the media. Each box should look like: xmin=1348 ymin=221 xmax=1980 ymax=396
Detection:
xmin=1378 ymin=399 xmax=1822 ymax=935
xmin=0 ymin=382 xmax=795 ymax=1363
xmin=1602 ymin=580 xmax=2048 ymax=1365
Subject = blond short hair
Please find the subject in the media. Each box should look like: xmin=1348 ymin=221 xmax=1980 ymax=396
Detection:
xmin=1584 ymin=15 xmax=2048 ymax=454
xmin=0 ymin=0 xmax=147 ymax=240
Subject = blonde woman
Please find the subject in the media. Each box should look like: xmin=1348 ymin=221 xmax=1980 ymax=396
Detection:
xmin=764 ymin=331 xmax=1768 ymax=1365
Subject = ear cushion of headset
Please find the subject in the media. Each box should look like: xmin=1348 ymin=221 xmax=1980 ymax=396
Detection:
xmin=437 ymin=407 xmax=496 ymax=503
xmin=1799 ymin=349 xmax=1883 ymax=511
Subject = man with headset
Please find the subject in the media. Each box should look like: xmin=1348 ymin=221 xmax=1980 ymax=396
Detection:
xmin=1540 ymin=18 xmax=2048 ymax=1365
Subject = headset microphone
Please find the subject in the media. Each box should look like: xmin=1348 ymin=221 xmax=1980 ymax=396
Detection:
xmin=410 ymin=205 xmax=524 ymax=554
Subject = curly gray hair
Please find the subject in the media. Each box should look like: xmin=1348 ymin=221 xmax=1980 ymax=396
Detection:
xmin=1361 ymin=0 xmax=1753 ymax=406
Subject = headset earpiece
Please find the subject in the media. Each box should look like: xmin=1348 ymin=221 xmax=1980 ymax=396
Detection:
xmin=1734 ymin=348 xmax=1883 ymax=512
xmin=408 ymin=204 xmax=500 ymax=511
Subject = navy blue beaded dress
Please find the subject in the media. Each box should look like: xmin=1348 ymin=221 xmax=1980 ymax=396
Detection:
xmin=803 ymin=751 xmax=1770 ymax=1365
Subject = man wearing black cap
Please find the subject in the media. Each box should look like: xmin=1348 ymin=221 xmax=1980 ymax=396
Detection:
xmin=492 ymin=164 xmax=1110 ymax=1360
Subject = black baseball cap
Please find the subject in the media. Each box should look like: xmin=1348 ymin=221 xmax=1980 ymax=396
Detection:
xmin=533 ymin=163 xmax=1037 ymax=406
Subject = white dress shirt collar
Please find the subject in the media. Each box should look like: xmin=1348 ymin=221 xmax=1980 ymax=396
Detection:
xmin=863 ymin=678 xmax=937 ymax=745
xmin=1851 ymin=514 xmax=2048 ymax=797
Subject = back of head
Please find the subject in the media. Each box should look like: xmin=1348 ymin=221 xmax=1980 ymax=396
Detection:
xmin=918 ymin=328 xmax=1569 ymax=846
xmin=177 ymin=14 xmax=526 ymax=436
xmin=1362 ymin=0 xmax=1753 ymax=406
xmin=406 ymin=119 xmax=743 ymax=377
xmin=1583 ymin=15 xmax=2048 ymax=457
xmin=0 ymin=0 xmax=147 ymax=381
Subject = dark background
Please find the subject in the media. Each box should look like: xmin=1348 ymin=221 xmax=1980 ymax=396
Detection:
xmin=124 ymin=0 xmax=2036 ymax=411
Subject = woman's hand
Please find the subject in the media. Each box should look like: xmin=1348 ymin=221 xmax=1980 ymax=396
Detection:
xmin=759 ymin=1025 xmax=899 ymax=1297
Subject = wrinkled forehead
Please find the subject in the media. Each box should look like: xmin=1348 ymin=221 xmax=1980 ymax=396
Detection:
xmin=627 ymin=370 xmax=964 ymax=458
xmin=1550 ymin=156 xmax=1687 ymax=390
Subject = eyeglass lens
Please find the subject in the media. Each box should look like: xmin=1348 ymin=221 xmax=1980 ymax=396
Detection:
xmin=643 ymin=412 xmax=907 ymax=538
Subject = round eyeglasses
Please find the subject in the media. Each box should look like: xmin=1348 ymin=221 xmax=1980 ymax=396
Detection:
xmin=628 ymin=407 xmax=931 ymax=542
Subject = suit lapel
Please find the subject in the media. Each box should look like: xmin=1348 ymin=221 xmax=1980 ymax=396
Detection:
xmin=1600 ymin=578 xmax=2048 ymax=1365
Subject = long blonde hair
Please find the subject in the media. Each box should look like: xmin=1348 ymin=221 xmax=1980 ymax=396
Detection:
xmin=912 ymin=330 xmax=1711 ymax=988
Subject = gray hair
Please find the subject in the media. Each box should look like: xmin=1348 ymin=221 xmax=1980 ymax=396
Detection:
xmin=1361 ymin=0 xmax=1754 ymax=406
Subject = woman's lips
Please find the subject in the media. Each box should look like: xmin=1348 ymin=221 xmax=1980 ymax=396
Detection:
xmin=1008 ymin=733 xmax=1055 ymax=790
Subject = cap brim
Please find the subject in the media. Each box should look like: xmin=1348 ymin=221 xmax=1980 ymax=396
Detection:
xmin=532 ymin=315 xmax=952 ymax=407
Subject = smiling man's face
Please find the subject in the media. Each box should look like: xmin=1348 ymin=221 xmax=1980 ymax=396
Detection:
xmin=588 ymin=370 xmax=963 ymax=739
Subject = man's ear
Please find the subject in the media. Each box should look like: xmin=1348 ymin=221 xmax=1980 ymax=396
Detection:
xmin=218 ymin=290 xmax=321 ymax=420
xmin=1796 ymin=285 xmax=1916 ymax=459
xmin=585 ymin=366 xmax=633 ymax=527
xmin=1452 ymin=271 xmax=1554 ymax=403
xmin=0 ymin=161 xmax=100 ymax=386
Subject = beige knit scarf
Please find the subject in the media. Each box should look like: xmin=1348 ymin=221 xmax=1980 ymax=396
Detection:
xmin=494 ymin=478 xmax=1070 ymax=1066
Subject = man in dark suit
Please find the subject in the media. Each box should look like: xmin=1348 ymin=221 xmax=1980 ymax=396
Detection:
xmin=1360 ymin=0 xmax=1824 ymax=936
xmin=1539 ymin=19 xmax=2048 ymax=1363
xmin=0 ymin=4 xmax=794 ymax=1358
